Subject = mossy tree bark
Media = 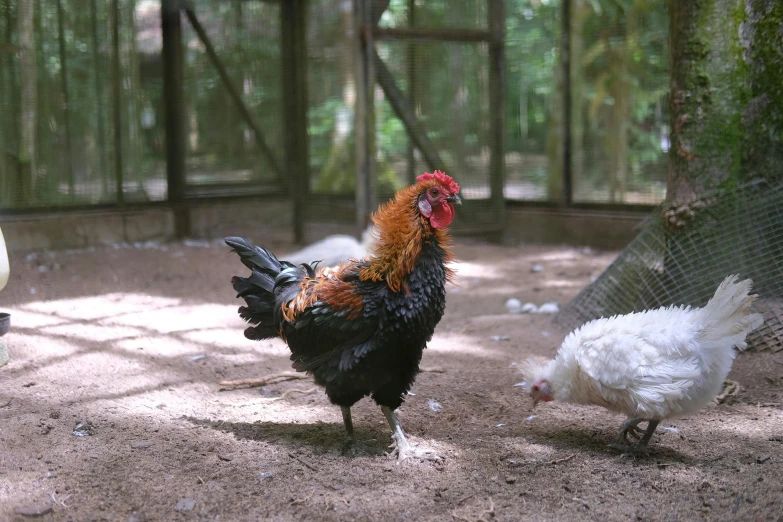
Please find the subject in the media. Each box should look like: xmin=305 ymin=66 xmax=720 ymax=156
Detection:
xmin=740 ymin=0 xmax=783 ymax=183
xmin=665 ymin=0 xmax=781 ymax=226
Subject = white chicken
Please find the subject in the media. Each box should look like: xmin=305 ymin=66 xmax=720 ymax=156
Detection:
xmin=281 ymin=225 xmax=376 ymax=268
xmin=522 ymin=275 xmax=764 ymax=453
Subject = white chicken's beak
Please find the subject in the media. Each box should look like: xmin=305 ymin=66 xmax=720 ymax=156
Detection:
xmin=0 ymin=227 xmax=9 ymax=292
xmin=532 ymin=397 xmax=539 ymax=409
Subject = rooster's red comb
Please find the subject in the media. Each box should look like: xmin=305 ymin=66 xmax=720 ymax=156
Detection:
xmin=416 ymin=170 xmax=460 ymax=194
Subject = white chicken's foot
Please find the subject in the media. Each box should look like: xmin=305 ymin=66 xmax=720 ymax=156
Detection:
xmin=381 ymin=406 xmax=442 ymax=463
xmin=612 ymin=419 xmax=660 ymax=455
xmin=618 ymin=417 xmax=645 ymax=443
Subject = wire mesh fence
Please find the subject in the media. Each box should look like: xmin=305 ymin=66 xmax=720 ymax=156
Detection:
xmin=0 ymin=0 xmax=672 ymax=222
xmin=556 ymin=179 xmax=783 ymax=352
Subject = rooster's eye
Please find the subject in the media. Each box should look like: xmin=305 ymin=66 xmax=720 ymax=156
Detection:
xmin=429 ymin=188 xmax=438 ymax=196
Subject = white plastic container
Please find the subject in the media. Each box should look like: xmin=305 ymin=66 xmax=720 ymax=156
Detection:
xmin=0 ymin=227 xmax=9 ymax=367
xmin=0 ymin=226 xmax=8 ymax=292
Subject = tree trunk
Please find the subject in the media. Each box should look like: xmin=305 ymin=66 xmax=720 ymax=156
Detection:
xmin=607 ymin=8 xmax=633 ymax=203
xmin=740 ymin=0 xmax=783 ymax=183
xmin=127 ymin=0 xmax=149 ymax=199
xmin=90 ymin=0 xmax=109 ymax=196
xmin=17 ymin=0 xmax=36 ymax=206
xmin=545 ymin=50 xmax=564 ymax=202
xmin=569 ymin=0 xmax=586 ymax=197
xmin=665 ymin=0 xmax=745 ymax=215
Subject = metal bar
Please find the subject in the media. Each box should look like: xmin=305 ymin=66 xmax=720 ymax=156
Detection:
xmin=182 ymin=5 xmax=282 ymax=180
xmin=56 ymin=0 xmax=74 ymax=197
xmin=372 ymin=26 xmax=492 ymax=43
xmin=281 ymin=0 xmax=309 ymax=243
xmin=111 ymin=0 xmax=123 ymax=205
xmin=561 ymin=0 xmax=573 ymax=206
xmin=374 ymin=48 xmax=445 ymax=172
xmin=488 ymin=0 xmax=506 ymax=226
xmin=161 ymin=0 xmax=189 ymax=236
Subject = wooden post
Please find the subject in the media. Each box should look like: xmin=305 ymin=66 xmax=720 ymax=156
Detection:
xmin=488 ymin=0 xmax=506 ymax=224
xmin=561 ymin=0 xmax=573 ymax=206
xmin=161 ymin=0 xmax=190 ymax=237
xmin=281 ymin=0 xmax=310 ymax=244
xmin=112 ymin=0 xmax=123 ymax=206
xmin=354 ymin=0 xmax=376 ymax=231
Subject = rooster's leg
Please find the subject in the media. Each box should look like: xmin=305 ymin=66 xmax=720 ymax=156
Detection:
xmin=341 ymin=406 xmax=355 ymax=440
xmin=339 ymin=406 xmax=383 ymax=456
xmin=381 ymin=406 xmax=441 ymax=463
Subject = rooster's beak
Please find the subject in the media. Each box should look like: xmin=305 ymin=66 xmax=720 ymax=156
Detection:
xmin=446 ymin=194 xmax=462 ymax=205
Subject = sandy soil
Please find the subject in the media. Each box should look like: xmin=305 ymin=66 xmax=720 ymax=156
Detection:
xmin=1 ymin=232 xmax=782 ymax=522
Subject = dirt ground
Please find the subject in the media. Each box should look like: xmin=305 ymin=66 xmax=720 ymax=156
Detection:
xmin=1 ymin=231 xmax=782 ymax=522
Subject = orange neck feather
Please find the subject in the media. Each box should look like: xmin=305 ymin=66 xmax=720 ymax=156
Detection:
xmin=359 ymin=182 xmax=455 ymax=292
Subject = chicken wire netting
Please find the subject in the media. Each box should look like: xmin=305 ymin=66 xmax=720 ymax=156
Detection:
xmin=0 ymin=0 xmax=169 ymax=209
xmin=180 ymin=0 xmax=283 ymax=198
xmin=555 ymin=179 xmax=783 ymax=352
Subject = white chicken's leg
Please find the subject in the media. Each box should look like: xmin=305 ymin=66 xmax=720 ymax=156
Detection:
xmin=613 ymin=419 xmax=660 ymax=455
xmin=619 ymin=418 xmax=645 ymax=443
xmin=638 ymin=420 xmax=659 ymax=446
xmin=381 ymin=406 xmax=441 ymax=462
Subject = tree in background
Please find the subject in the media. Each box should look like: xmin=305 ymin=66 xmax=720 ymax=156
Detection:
xmin=16 ymin=0 xmax=35 ymax=206
xmin=665 ymin=0 xmax=783 ymax=229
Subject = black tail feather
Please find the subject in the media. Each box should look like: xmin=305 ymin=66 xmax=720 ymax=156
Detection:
xmin=226 ymin=236 xmax=286 ymax=341
xmin=225 ymin=236 xmax=292 ymax=276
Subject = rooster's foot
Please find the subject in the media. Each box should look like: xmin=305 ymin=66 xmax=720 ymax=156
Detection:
xmin=387 ymin=434 xmax=442 ymax=463
xmin=381 ymin=406 xmax=442 ymax=463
